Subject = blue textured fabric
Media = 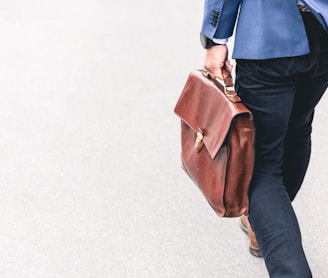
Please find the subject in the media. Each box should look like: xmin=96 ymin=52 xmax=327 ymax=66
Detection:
xmin=201 ymin=0 xmax=326 ymax=59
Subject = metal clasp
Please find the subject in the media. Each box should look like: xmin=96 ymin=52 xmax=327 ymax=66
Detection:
xmin=215 ymin=79 xmax=237 ymax=98
xmin=202 ymin=71 xmax=237 ymax=98
xmin=195 ymin=131 xmax=204 ymax=153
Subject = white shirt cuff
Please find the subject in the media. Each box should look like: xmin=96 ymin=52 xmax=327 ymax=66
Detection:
xmin=212 ymin=38 xmax=228 ymax=44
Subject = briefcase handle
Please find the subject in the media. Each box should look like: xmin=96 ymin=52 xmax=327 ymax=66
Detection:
xmin=202 ymin=67 xmax=241 ymax=103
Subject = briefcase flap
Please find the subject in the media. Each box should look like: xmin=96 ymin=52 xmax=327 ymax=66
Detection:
xmin=174 ymin=70 xmax=252 ymax=159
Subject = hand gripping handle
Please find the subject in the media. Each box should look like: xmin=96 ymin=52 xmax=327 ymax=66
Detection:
xmin=202 ymin=66 xmax=241 ymax=103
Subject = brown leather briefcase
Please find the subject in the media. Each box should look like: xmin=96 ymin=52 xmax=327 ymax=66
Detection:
xmin=174 ymin=69 xmax=255 ymax=217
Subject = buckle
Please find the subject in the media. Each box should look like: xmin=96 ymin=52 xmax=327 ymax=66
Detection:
xmin=298 ymin=5 xmax=310 ymax=13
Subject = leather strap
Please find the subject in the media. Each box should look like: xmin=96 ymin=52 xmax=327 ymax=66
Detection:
xmin=202 ymin=67 xmax=241 ymax=103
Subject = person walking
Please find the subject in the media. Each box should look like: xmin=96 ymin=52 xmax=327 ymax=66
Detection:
xmin=200 ymin=0 xmax=328 ymax=277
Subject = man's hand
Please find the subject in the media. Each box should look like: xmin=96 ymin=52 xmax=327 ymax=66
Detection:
xmin=203 ymin=44 xmax=232 ymax=79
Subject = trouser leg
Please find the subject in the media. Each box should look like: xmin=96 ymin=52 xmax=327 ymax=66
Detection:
xmin=282 ymin=12 xmax=328 ymax=201
xmin=283 ymin=76 xmax=328 ymax=201
xmin=236 ymin=59 xmax=312 ymax=277
xmin=235 ymin=12 xmax=328 ymax=277
xmin=282 ymin=11 xmax=328 ymax=200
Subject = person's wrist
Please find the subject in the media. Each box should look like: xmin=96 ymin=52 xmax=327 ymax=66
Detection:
xmin=200 ymin=33 xmax=227 ymax=49
xmin=212 ymin=38 xmax=228 ymax=45
xmin=200 ymin=33 xmax=220 ymax=49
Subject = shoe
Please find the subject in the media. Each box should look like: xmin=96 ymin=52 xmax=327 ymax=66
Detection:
xmin=240 ymin=215 xmax=263 ymax=257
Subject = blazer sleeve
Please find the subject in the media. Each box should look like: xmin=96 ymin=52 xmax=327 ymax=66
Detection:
xmin=201 ymin=0 xmax=241 ymax=39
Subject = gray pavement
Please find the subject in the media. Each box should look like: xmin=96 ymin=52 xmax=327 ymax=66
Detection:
xmin=0 ymin=1 xmax=327 ymax=277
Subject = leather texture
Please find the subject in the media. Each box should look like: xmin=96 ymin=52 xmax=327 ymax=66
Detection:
xmin=174 ymin=70 xmax=255 ymax=217
xmin=240 ymin=215 xmax=262 ymax=257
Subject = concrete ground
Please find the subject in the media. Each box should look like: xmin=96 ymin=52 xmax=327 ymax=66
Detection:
xmin=0 ymin=1 xmax=327 ymax=277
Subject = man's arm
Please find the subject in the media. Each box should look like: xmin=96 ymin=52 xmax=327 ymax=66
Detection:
xmin=201 ymin=0 xmax=240 ymax=78
xmin=201 ymin=0 xmax=241 ymax=40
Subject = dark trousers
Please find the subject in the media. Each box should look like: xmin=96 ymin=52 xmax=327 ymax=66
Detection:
xmin=236 ymin=12 xmax=328 ymax=278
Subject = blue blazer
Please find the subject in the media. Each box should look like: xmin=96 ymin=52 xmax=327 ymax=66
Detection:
xmin=201 ymin=0 xmax=327 ymax=59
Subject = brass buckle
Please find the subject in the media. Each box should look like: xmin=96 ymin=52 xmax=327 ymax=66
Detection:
xmin=202 ymin=71 xmax=236 ymax=97
xmin=195 ymin=131 xmax=204 ymax=153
